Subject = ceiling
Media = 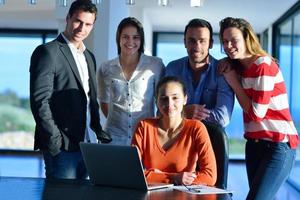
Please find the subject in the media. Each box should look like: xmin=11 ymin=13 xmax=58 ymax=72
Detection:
xmin=134 ymin=0 xmax=299 ymax=33
xmin=0 ymin=0 xmax=298 ymax=33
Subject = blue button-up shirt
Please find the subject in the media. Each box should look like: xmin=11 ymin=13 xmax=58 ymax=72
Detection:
xmin=165 ymin=55 xmax=234 ymax=127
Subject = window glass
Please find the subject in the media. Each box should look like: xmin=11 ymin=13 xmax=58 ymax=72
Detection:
xmin=156 ymin=33 xmax=186 ymax=65
xmin=278 ymin=20 xmax=292 ymax=94
xmin=291 ymin=13 xmax=300 ymax=132
xmin=262 ymin=29 xmax=269 ymax=52
xmin=45 ymin=34 xmax=57 ymax=43
xmin=273 ymin=5 xmax=300 ymax=190
xmin=0 ymin=35 xmax=41 ymax=97
xmin=0 ymin=31 xmax=56 ymax=150
xmin=275 ymin=10 xmax=300 ymax=160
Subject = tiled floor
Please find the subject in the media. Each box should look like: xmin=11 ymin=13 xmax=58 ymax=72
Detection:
xmin=0 ymin=154 xmax=299 ymax=200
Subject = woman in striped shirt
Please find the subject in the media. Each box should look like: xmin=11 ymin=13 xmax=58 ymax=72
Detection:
xmin=219 ymin=17 xmax=298 ymax=200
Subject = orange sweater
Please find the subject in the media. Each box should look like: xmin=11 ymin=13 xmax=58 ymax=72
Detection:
xmin=131 ymin=118 xmax=217 ymax=186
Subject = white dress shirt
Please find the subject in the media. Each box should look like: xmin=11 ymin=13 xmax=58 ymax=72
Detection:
xmin=62 ymin=33 xmax=97 ymax=143
xmin=97 ymin=54 xmax=164 ymax=145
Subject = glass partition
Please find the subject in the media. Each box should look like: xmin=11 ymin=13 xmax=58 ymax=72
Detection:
xmin=274 ymin=9 xmax=300 ymax=159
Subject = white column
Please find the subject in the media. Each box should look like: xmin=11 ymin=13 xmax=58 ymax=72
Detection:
xmin=89 ymin=0 xmax=129 ymax=67
xmin=54 ymin=0 xmax=69 ymax=32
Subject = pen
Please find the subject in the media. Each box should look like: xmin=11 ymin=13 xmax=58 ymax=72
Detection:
xmin=182 ymin=183 xmax=201 ymax=193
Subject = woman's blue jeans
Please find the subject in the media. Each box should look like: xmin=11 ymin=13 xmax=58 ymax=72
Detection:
xmin=43 ymin=150 xmax=88 ymax=179
xmin=245 ymin=139 xmax=296 ymax=200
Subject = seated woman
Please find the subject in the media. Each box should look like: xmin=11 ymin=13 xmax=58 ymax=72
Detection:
xmin=131 ymin=76 xmax=217 ymax=186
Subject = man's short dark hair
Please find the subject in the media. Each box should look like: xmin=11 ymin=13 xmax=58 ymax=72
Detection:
xmin=184 ymin=18 xmax=213 ymax=45
xmin=68 ymin=0 xmax=98 ymax=21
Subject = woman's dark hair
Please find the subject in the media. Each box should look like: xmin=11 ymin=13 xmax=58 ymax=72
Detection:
xmin=116 ymin=17 xmax=145 ymax=55
xmin=67 ymin=0 xmax=98 ymax=21
xmin=155 ymin=76 xmax=187 ymax=99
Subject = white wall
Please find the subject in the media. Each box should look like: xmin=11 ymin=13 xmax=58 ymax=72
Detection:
xmin=129 ymin=5 xmax=153 ymax=55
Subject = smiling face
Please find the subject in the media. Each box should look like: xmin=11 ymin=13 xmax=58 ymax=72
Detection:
xmin=184 ymin=27 xmax=211 ymax=67
xmin=119 ymin=26 xmax=141 ymax=57
xmin=157 ymin=82 xmax=187 ymax=119
xmin=64 ymin=9 xmax=95 ymax=47
xmin=222 ymin=27 xmax=249 ymax=59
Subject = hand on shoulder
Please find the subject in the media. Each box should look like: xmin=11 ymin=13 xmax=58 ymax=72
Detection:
xmin=217 ymin=57 xmax=234 ymax=74
xmin=184 ymin=104 xmax=210 ymax=121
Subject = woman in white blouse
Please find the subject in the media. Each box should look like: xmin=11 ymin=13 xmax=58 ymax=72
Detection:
xmin=97 ymin=17 xmax=165 ymax=145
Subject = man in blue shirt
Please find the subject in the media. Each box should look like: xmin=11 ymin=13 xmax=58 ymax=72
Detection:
xmin=165 ymin=19 xmax=234 ymax=128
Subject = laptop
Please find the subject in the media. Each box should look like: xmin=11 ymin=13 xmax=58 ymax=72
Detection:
xmin=79 ymin=142 xmax=173 ymax=191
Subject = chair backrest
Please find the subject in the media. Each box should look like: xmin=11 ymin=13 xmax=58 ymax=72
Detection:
xmin=203 ymin=121 xmax=229 ymax=189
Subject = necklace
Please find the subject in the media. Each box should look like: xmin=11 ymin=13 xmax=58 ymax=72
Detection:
xmin=157 ymin=118 xmax=184 ymax=150
xmin=158 ymin=118 xmax=184 ymax=138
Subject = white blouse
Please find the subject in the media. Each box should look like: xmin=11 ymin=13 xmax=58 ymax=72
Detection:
xmin=97 ymin=54 xmax=164 ymax=145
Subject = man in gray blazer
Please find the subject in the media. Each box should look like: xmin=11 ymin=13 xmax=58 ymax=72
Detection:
xmin=30 ymin=0 xmax=111 ymax=179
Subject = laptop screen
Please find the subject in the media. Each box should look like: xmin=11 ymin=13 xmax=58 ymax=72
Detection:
xmin=80 ymin=143 xmax=150 ymax=190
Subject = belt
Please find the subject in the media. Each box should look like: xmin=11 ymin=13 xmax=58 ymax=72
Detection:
xmin=247 ymin=138 xmax=287 ymax=144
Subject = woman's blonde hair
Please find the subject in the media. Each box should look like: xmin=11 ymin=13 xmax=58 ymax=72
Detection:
xmin=219 ymin=17 xmax=275 ymax=61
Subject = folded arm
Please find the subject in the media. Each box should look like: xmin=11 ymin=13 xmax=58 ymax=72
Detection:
xmin=206 ymin=74 xmax=234 ymax=127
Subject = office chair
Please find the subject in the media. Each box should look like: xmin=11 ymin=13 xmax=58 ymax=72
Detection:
xmin=203 ymin=121 xmax=229 ymax=189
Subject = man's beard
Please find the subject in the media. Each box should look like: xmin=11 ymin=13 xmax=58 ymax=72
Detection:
xmin=191 ymin=53 xmax=208 ymax=64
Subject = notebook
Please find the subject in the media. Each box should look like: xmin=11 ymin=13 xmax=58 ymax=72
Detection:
xmin=79 ymin=142 xmax=173 ymax=191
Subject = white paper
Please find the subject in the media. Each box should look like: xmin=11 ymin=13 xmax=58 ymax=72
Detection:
xmin=173 ymin=184 xmax=233 ymax=195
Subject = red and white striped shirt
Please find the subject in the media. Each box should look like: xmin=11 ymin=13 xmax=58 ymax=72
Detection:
xmin=242 ymin=56 xmax=298 ymax=149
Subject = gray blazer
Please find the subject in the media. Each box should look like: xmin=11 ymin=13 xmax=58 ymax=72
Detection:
xmin=30 ymin=34 xmax=109 ymax=156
